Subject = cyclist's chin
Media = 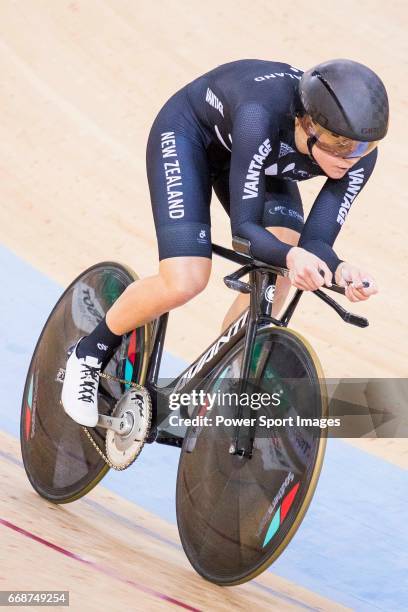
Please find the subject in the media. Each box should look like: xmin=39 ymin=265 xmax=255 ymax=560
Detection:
xmin=312 ymin=147 xmax=360 ymax=179
xmin=315 ymin=156 xmax=350 ymax=179
xmin=324 ymin=166 xmax=349 ymax=179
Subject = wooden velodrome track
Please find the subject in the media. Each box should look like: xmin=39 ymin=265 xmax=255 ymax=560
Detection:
xmin=0 ymin=1 xmax=406 ymax=610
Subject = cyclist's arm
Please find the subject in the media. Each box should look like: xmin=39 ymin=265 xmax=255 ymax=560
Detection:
xmin=298 ymin=148 xmax=378 ymax=273
xmin=229 ymin=103 xmax=291 ymax=267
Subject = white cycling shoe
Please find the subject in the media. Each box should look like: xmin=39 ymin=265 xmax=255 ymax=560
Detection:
xmin=61 ymin=338 xmax=102 ymax=427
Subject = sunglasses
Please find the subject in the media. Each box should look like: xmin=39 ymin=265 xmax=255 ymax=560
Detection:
xmin=299 ymin=115 xmax=379 ymax=159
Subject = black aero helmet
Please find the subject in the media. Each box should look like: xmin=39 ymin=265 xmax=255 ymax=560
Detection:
xmin=299 ymin=59 xmax=389 ymax=142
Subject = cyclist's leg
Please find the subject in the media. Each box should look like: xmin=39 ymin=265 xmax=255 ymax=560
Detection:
xmin=63 ymin=88 xmax=213 ymax=424
xmin=106 ymin=256 xmax=211 ymax=334
xmin=261 ymin=180 xmax=304 ymax=315
xmin=106 ymin=89 xmax=213 ymax=335
xmin=214 ymin=175 xmax=304 ymax=331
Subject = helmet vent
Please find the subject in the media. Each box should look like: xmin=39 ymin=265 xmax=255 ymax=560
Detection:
xmin=312 ymin=70 xmax=353 ymax=132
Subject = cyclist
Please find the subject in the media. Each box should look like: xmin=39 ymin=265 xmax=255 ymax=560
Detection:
xmin=61 ymin=58 xmax=389 ymax=426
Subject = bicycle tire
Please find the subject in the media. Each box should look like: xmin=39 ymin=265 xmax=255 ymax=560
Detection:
xmin=20 ymin=261 xmax=151 ymax=504
xmin=176 ymin=325 xmax=327 ymax=585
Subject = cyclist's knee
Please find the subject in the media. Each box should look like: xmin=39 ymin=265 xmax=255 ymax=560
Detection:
xmin=265 ymin=226 xmax=300 ymax=247
xmin=265 ymin=226 xmax=299 ymax=297
xmin=159 ymin=257 xmax=211 ymax=306
xmin=163 ymin=274 xmax=209 ymax=306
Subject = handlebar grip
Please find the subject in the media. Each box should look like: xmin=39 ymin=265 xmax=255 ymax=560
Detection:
xmin=344 ymin=312 xmax=369 ymax=328
xmin=319 ymin=269 xmax=370 ymax=294
xmin=343 ymin=279 xmax=371 ymax=289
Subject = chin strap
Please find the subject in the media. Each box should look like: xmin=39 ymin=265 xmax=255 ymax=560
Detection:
xmin=307 ymin=136 xmax=317 ymax=161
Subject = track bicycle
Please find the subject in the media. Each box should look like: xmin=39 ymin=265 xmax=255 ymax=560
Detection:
xmin=20 ymin=236 xmax=368 ymax=585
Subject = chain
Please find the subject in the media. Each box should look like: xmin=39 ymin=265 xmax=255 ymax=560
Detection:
xmin=81 ymin=371 xmax=150 ymax=471
xmin=99 ymin=370 xmax=146 ymax=390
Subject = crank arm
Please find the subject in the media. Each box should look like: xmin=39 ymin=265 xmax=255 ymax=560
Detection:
xmin=96 ymin=414 xmax=133 ymax=435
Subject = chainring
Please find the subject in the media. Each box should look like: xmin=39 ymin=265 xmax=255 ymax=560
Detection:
xmin=105 ymin=386 xmax=152 ymax=469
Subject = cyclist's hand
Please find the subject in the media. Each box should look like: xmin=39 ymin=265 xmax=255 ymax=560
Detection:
xmin=335 ymin=262 xmax=378 ymax=302
xmin=286 ymin=247 xmax=332 ymax=291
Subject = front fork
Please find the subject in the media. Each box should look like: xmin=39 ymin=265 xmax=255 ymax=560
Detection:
xmin=229 ymin=268 xmax=286 ymax=458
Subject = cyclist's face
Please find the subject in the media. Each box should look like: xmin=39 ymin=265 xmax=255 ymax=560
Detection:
xmin=312 ymin=145 xmax=361 ymax=179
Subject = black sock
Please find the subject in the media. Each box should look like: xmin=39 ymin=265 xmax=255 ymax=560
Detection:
xmin=76 ymin=316 xmax=123 ymax=368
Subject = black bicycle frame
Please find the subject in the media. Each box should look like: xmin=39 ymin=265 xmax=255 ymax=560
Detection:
xmin=142 ymin=241 xmax=368 ymax=451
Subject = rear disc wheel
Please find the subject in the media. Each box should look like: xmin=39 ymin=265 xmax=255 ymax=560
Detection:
xmin=20 ymin=261 xmax=151 ymax=504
